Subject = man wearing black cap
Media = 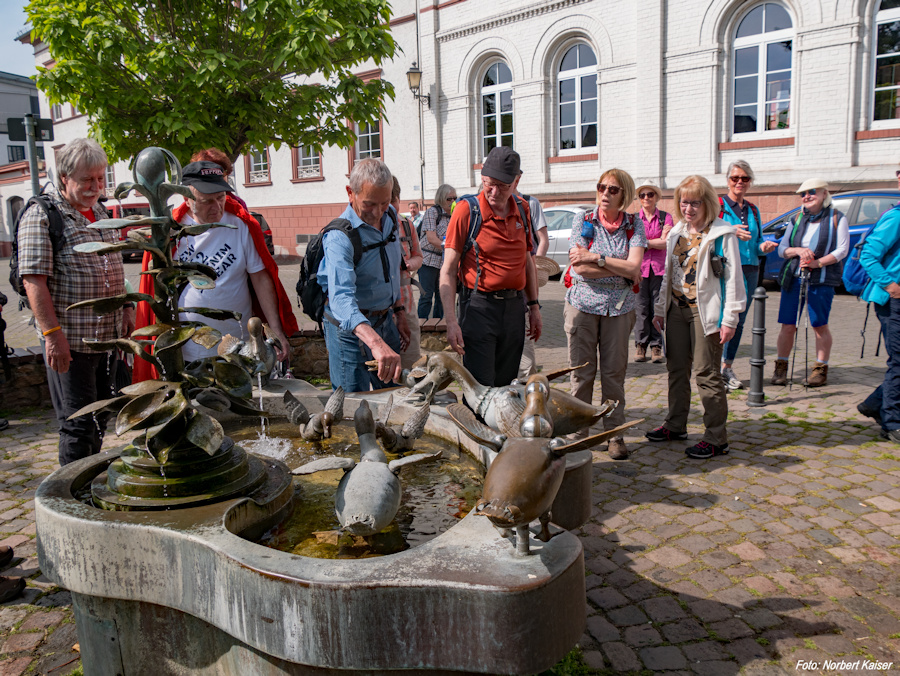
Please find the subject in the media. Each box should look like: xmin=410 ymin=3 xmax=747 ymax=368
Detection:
xmin=175 ymin=161 xmax=289 ymax=362
xmin=439 ymin=146 xmax=542 ymax=386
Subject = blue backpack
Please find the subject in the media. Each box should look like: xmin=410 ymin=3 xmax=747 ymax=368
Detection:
xmin=842 ymin=204 xmax=900 ymax=297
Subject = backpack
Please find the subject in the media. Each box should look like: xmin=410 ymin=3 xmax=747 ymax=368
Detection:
xmin=563 ymin=209 xmax=638 ymax=290
xmin=843 ymin=205 xmax=900 ymax=297
xmin=296 ymin=209 xmax=398 ymax=327
xmin=457 ymin=194 xmax=529 ymax=292
xmin=9 ymin=195 xmax=65 ymax=307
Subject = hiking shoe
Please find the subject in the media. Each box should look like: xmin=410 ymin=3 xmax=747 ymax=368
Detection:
xmin=803 ymin=362 xmax=828 ymax=387
xmin=0 ymin=547 xmax=12 ymax=570
xmin=645 ymin=426 xmax=688 ymax=442
xmin=635 ymin=345 xmax=648 ymax=362
xmin=651 ymin=347 xmax=665 ymax=363
xmin=857 ymin=402 xmax=882 ymax=426
xmin=880 ymin=429 xmax=900 ymax=443
xmin=608 ymin=437 xmax=629 ymax=460
xmin=0 ymin=577 xmax=24 ymax=604
xmin=771 ymin=359 xmax=789 ymax=386
xmin=0 ymin=420 xmax=7 ymax=432
xmin=685 ymin=440 xmax=729 ymax=459
xmin=722 ymin=366 xmax=743 ymax=390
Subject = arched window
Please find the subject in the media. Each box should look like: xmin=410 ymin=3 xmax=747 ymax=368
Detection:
xmin=875 ymin=0 xmax=900 ymax=121
xmin=481 ymin=61 xmax=513 ymax=156
xmin=732 ymin=3 xmax=793 ymax=134
xmin=558 ymin=44 xmax=597 ymax=151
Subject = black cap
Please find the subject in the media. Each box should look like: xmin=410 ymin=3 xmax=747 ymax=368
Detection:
xmin=182 ymin=161 xmax=234 ymax=194
xmin=481 ymin=146 xmax=521 ymax=184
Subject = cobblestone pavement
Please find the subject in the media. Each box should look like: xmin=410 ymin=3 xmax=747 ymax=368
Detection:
xmin=0 ymin=268 xmax=899 ymax=674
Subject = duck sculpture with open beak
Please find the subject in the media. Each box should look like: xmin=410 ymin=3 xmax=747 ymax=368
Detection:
xmin=282 ymin=387 xmax=345 ymax=441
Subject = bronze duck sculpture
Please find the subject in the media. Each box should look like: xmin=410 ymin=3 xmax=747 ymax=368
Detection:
xmin=405 ymin=353 xmax=615 ymax=438
xmin=375 ymin=394 xmax=431 ymax=453
xmin=448 ymin=374 xmax=643 ymax=555
xmin=282 ymin=387 xmax=345 ymax=441
xmin=218 ymin=316 xmax=281 ymax=384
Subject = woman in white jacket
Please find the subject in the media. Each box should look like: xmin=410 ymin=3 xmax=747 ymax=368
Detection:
xmin=647 ymin=175 xmax=746 ymax=459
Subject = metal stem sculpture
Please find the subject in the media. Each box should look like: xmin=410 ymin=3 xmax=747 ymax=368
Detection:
xmin=66 ymin=147 xmax=269 ymax=510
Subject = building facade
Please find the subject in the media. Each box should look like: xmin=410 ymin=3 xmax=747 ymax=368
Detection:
xmin=6 ymin=0 xmax=899 ymax=256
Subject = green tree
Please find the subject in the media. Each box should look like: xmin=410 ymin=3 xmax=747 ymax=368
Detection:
xmin=27 ymin=0 xmax=396 ymax=162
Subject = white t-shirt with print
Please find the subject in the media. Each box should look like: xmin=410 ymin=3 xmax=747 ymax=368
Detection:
xmin=174 ymin=212 xmax=265 ymax=361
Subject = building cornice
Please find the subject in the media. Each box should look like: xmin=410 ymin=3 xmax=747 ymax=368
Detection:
xmin=435 ymin=0 xmax=593 ymax=43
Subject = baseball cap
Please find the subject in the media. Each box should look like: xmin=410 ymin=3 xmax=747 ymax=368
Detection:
xmin=182 ymin=161 xmax=235 ymax=194
xmin=481 ymin=146 xmax=521 ymax=185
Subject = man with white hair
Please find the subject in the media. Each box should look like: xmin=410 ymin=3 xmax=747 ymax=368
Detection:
xmin=318 ymin=159 xmax=408 ymax=391
xmin=18 ymin=138 xmax=132 ymax=467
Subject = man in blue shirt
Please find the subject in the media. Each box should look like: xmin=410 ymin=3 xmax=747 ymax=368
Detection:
xmin=858 ymin=203 xmax=900 ymax=442
xmin=318 ymin=159 xmax=408 ymax=391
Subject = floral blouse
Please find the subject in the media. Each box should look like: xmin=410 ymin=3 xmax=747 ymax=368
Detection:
xmin=565 ymin=208 xmax=647 ymax=316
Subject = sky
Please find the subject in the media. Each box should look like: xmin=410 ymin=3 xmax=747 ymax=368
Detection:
xmin=0 ymin=2 xmax=37 ymax=78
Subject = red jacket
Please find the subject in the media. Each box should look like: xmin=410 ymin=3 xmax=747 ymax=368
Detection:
xmin=133 ymin=195 xmax=298 ymax=383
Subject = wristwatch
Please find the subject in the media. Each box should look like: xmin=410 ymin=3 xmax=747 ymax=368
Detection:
xmin=595 ymin=254 xmax=607 ymax=268
xmin=527 ymin=299 xmax=541 ymax=309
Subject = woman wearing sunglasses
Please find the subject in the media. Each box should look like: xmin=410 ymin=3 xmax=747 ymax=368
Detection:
xmin=633 ymin=182 xmax=673 ymax=364
xmin=648 ymin=175 xmax=745 ymax=459
xmin=565 ymin=169 xmax=647 ymax=460
xmin=771 ymin=179 xmax=849 ymax=387
xmin=719 ymin=161 xmax=778 ymax=390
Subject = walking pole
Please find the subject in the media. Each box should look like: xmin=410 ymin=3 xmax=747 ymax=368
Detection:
xmin=788 ymin=268 xmax=810 ymax=391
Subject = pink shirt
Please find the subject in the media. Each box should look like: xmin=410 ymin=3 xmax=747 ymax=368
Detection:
xmin=638 ymin=208 xmax=673 ymax=277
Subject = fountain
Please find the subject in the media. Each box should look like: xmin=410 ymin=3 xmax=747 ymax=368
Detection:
xmin=35 ymin=148 xmax=595 ymax=674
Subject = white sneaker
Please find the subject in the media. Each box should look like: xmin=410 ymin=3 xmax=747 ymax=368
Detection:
xmin=722 ymin=366 xmax=743 ymax=390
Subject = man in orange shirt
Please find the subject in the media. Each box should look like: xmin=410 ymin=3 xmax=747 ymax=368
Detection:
xmin=438 ymin=146 xmax=542 ymax=386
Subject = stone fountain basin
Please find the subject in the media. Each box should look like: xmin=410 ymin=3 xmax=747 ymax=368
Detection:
xmin=36 ymin=380 xmax=591 ymax=675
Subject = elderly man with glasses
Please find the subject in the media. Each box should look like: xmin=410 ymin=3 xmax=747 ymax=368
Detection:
xmin=439 ymin=146 xmax=541 ymax=387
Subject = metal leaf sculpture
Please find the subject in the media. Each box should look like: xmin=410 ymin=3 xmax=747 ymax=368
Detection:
xmin=65 ymin=146 xmax=266 ymax=465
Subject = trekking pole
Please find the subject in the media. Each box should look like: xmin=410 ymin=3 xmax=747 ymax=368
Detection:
xmin=788 ymin=268 xmax=810 ymax=391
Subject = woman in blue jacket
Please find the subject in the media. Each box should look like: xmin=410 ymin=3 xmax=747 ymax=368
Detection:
xmin=719 ymin=160 xmax=777 ymax=390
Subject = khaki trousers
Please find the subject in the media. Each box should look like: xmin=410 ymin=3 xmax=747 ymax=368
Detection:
xmin=664 ymin=304 xmax=728 ymax=445
xmin=564 ymin=303 xmax=634 ymax=430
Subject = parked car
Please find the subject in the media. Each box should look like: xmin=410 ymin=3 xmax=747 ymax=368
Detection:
xmin=759 ymin=189 xmax=900 ymax=285
xmin=541 ymin=204 xmax=595 ymax=267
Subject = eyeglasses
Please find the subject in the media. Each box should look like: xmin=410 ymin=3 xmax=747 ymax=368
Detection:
xmin=639 ymin=192 xmax=657 ymax=199
xmin=680 ymin=200 xmax=702 ymax=209
xmin=799 ymin=189 xmax=817 ymax=197
xmin=729 ymin=176 xmax=751 ymax=184
xmin=596 ymin=183 xmax=621 ymax=196
xmin=895 ymin=170 xmax=900 ymax=178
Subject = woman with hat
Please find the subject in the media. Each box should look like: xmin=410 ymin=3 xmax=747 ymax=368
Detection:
xmin=719 ymin=160 xmax=778 ymax=390
xmin=565 ymin=168 xmax=647 ymax=460
xmin=771 ymin=178 xmax=849 ymax=387
xmin=633 ymin=182 xmax=673 ymax=364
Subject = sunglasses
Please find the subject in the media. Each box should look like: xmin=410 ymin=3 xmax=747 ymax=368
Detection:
xmin=596 ymin=183 xmax=621 ymax=196
xmin=680 ymin=200 xmax=702 ymax=209
xmin=895 ymin=170 xmax=899 ymax=178
xmin=799 ymin=189 xmax=817 ymax=197
xmin=446 ymin=195 xmax=457 ymax=201
xmin=729 ymin=176 xmax=751 ymax=184
xmin=639 ymin=192 xmax=657 ymax=199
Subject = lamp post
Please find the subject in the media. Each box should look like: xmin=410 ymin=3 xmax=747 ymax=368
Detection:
xmin=407 ymin=62 xmax=429 ymax=205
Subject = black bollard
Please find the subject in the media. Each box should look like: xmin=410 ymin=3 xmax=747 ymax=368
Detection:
xmin=747 ymin=285 xmax=767 ymax=407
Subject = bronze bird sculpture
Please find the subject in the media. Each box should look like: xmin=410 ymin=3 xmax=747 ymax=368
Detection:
xmin=282 ymin=387 xmax=344 ymax=441
xmin=375 ymin=394 xmax=431 ymax=453
xmin=405 ymin=353 xmax=614 ymax=438
xmin=218 ymin=316 xmax=282 ymax=384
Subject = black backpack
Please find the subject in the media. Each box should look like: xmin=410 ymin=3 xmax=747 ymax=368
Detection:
xmin=9 ymin=196 xmax=65 ymax=306
xmin=296 ymin=210 xmax=398 ymax=327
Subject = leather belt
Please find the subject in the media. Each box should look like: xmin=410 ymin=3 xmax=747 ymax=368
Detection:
xmin=469 ymin=288 xmax=521 ymax=300
xmin=360 ymin=307 xmax=391 ymax=317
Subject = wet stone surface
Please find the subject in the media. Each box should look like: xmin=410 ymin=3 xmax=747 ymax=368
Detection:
xmin=0 ymin=279 xmax=899 ymax=674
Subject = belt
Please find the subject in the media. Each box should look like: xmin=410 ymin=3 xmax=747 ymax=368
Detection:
xmin=468 ymin=288 xmax=521 ymax=300
xmin=360 ymin=307 xmax=392 ymax=317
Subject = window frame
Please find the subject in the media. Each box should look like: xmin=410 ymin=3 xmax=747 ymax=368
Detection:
xmin=7 ymin=146 xmax=25 ymax=163
xmin=729 ymin=2 xmax=795 ymax=139
xmin=243 ymin=148 xmax=272 ymax=187
xmin=480 ymin=60 xmax=514 ymax=160
xmin=291 ymin=144 xmax=324 ymax=183
xmin=873 ymin=1 xmax=900 ymax=127
xmin=556 ymin=44 xmax=598 ymax=155
xmin=354 ymin=121 xmax=383 ymax=162
xmin=104 ymin=165 xmax=116 ymax=196
xmin=50 ymin=102 xmax=64 ymax=122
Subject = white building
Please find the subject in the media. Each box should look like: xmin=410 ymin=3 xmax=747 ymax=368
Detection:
xmin=9 ymin=0 xmax=900 ymax=255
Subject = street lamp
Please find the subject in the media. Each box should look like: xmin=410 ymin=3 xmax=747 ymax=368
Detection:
xmin=406 ymin=62 xmax=431 ymax=109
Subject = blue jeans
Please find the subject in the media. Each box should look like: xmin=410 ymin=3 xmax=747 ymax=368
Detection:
xmin=417 ymin=265 xmax=443 ymax=319
xmin=723 ymin=265 xmax=758 ymax=364
xmin=862 ymin=299 xmax=900 ymax=432
xmin=323 ymin=312 xmax=402 ymax=392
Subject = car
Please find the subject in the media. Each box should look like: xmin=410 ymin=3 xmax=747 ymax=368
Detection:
xmin=541 ymin=204 xmax=596 ymax=267
xmin=760 ymin=189 xmax=900 ymax=285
